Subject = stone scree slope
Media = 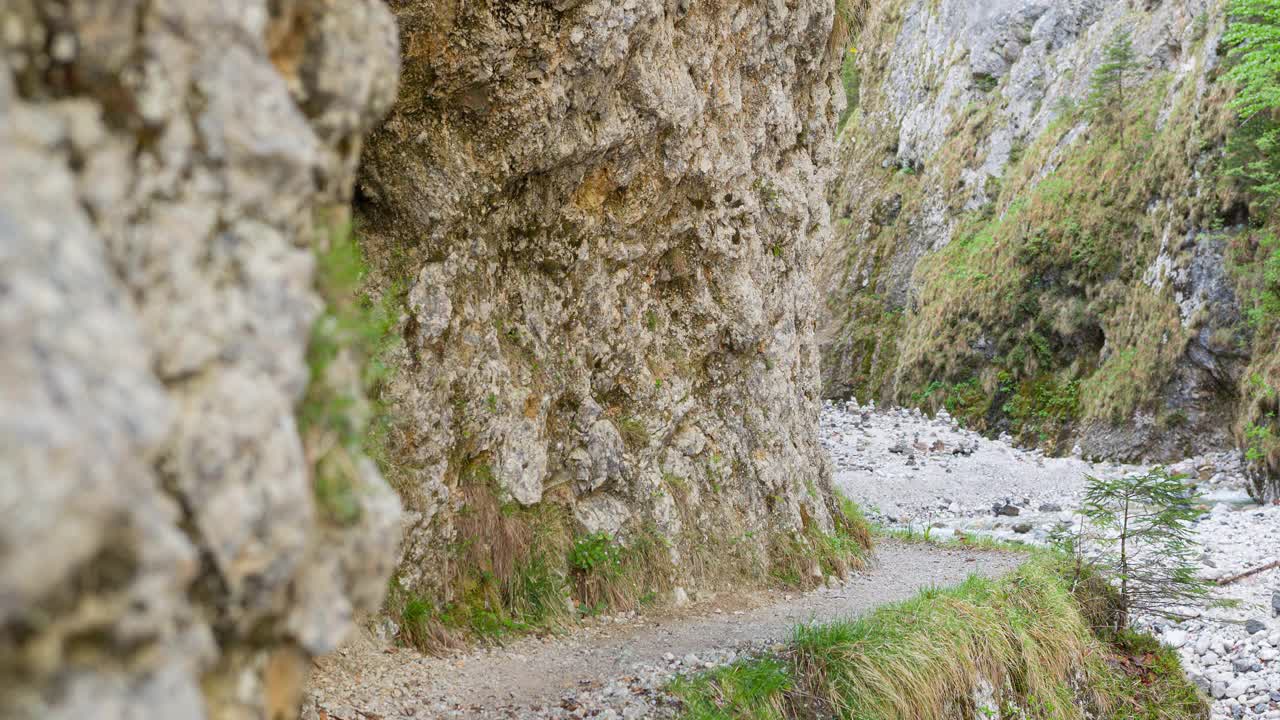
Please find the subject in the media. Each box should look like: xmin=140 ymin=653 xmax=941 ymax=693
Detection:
xmin=1 ymin=2 xmax=401 ymax=718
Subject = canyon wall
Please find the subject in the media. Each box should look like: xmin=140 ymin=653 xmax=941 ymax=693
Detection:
xmin=821 ymin=0 xmax=1279 ymax=499
xmin=0 ymin=0 xmax=868 ymax=712
xmin=356 ymin=0 xmax=858 ymax=632
xmin=0 ymin=2 xmax=401 ymax=717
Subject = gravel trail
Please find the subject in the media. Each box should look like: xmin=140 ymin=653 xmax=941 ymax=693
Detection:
xmin=307 ymin=542 xmax=1022 ymax=719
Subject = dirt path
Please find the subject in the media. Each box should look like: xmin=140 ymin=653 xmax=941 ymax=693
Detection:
xmin=307 ymin=541 xmax=1023 ymax=720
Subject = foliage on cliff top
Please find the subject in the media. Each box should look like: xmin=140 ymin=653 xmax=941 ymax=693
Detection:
xmin=1224 ymin=0 xmax=1280 ymax=204
xmin=670 ymin=556 xmax=1208 ymax=720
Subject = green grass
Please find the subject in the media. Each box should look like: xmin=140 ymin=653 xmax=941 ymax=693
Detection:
xmin=770 ymin=496 xmax=874 ymax=586
xmin=299 ymin=219 xmax=403 ymax=526
xmin=828 ymin=18 xmax=1246 ymax=452
xmin=669 ymin=556 xmax=1208 ymax=720
xmin=387 ymin=494 xmax=875 ymax=653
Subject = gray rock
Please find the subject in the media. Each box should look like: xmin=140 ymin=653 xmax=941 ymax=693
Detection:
xmin=1273 ymin=589 xmax=1280 ymax=617
xmin=0 ymin=1 xmax=401 ymax=717
xmin=362 ymin=0 xmax=849 ymax=614
xmin=1013 ymin=523 xmax=1033 ymax=534
xmin=1227 ymin=678 xmax=1253 ymax=699
xmin=818 ymin=0 xmax=1258 ymax=471
xmin=1247 ymin=619 xmax=1268 ymax=635
xmin=1195 ymin=634 xmax=1213 ymax=655
xmin=994 ymin=503 xmax=1021 ymax=517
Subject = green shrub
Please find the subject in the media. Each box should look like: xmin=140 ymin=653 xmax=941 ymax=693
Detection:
xmin=1072 ymin=469 xmax=1210 ymax=628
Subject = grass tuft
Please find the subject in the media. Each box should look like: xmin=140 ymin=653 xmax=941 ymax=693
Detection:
xmin=670 ymin=556 xmax=1209 ymax=720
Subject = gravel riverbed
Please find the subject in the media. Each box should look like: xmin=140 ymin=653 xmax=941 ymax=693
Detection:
xmin=823 ymin=400 xmax=1280 ymax=720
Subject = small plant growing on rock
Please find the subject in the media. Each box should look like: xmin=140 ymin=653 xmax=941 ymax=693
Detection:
xmin=300 ymin=220 xmax=403 ymax=525
xmin=569 ymin=532 xmax=625 ymax=614
xmin=1076 ymin=469 xmax=1210 ymax=629
xmin=1087 ymin=29 xmax=1139 ymax=152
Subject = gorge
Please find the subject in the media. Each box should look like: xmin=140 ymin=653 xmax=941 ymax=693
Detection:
xmin=1 ymin=0 xmax=1277 ymax=718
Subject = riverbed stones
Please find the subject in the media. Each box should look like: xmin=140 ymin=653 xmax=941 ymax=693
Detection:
xmin=823 ymin=398 xmax=1280 ymax=720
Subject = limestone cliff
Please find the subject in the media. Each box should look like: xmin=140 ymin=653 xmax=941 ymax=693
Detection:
xmin=356 ymin=0 xmax=860 ymax=636
xmin=0 ymin=2 xmax=401 ymax=717
xmin=821 ymin=0 xmax=1279 ymax=500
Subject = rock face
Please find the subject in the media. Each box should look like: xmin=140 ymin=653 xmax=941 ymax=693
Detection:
xmin=821 ymin=0 xmax=1274 ymax=495
xmin=358 ymin=0 xmax=849 ymax=604
xmin=0 ymin=2 xmax=401 ymax=718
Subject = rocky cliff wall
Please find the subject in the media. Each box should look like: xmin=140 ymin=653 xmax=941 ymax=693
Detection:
xmin=0 ymin=2 xmax=401 ymax=717
xmin=356 ymin=0 xmax=861 ymax=638
xmin=821 ymin=0 xmax=1278 ymax=499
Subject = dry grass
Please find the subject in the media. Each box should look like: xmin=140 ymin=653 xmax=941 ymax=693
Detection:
xmin=388 ymin=459 xmax=576 ymax=651
xmin=831 ymin=0 xmax=873 ymax=57
xmin=788 ymin=560 xmax=1096 ymax=719
xmin=389 ymin=481 xmax=874 ymax=653
xmin=670 ymin=556 xmax=1209 ymax=720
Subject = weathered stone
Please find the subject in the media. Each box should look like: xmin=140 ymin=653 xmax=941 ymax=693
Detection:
xmin=361 ymin=0 xmax=849 ymax=599
xmin=0 ymin=1 xmax=401 ymax=717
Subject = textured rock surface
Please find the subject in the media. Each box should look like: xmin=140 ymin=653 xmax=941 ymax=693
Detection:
xmin=358 ymin=0 xmax=848 ymax=602
xmin=820 ymin=0 xmax=1267 ymax=480
xmin=0 ymin=2 xmax=401 ymax=717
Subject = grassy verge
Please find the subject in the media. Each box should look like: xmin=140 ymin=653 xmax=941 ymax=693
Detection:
xmin=669 ymin=555 xmax=1208 ymax=720
xmin=387 ymin=494 xmax=874 ymax=653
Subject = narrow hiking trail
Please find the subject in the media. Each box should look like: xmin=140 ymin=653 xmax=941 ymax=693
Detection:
xmin=306 ymin=542 xmax=1023 ymax=720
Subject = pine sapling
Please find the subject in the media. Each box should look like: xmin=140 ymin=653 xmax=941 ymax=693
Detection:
xmin=1087 ymin=30 xmax=1139 ymax=152
xmin=1079 ymin=468 xmax=1210 ymax=629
